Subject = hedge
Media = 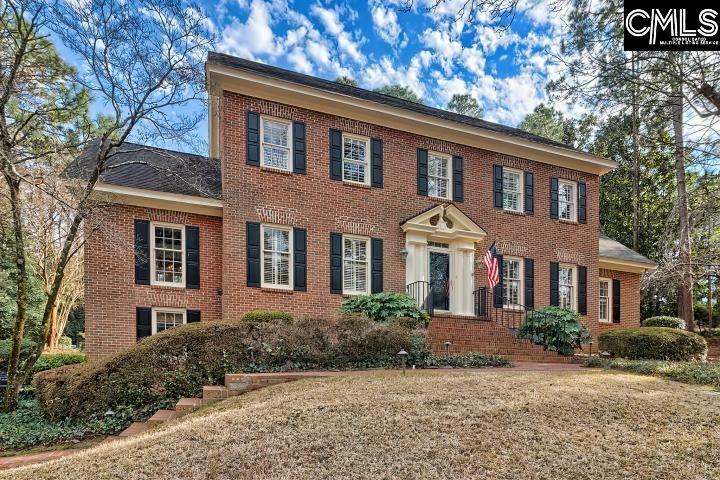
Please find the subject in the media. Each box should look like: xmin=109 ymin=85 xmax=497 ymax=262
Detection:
xmin=34 ymin=316 xmax=429 ymax=421
xmin=642 ymin=316 xmax=685 ymax=329
xmin=239 ymin=310 xmax=293 ymax=325
xmin=599 ymin=327 xmax=707 ymax=361
xmin=583 ymin=357 xmax=720 ymax=389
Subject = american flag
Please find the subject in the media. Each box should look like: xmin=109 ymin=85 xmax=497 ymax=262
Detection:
xmin=483 ymin=242 xmax=499 ymax=289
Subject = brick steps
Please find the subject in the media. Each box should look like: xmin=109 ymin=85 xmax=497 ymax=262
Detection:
xmin=119 ymin=422 xmax=149 ymax=437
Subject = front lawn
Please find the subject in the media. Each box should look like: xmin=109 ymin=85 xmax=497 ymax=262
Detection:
xmin=3 ymin=370 xmax=719 ymax=479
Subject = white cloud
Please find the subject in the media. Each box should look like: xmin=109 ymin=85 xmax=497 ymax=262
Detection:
xmin=287 ymin=47 xmax=314 ymax=74
xmin=421 ymin=29 xmax=463 ymax=73
xmin=371 ymin=5 xmax=402 ymax=46
xmin=305 ymin=39 xmax=332 ymax=67
xmin=474 ymin=26 xmax=519 ymax=55
xmin=363 ymin=53 xmax=428 ymax=98
xmin=311 ymin=3 xmax=343 ymax=36
xmin=311 ymin=4 xmax=366 ymax=64
xmin=218 ymin=0 xmax=281 ymax=59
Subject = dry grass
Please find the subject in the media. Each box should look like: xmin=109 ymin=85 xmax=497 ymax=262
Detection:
xmin=3 ymin=370 xmax=720 ymax=480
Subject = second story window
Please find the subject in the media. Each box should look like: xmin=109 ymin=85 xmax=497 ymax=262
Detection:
xmin=261 ymin=116 xmax=291 ymax=171
xmin=151 ymin=223 xmax=184 ymax=287
xmin=262 ymin=225 xmax=292 ymax=289
xmin=428 ymin=152 xmax=451 ymax=199
xmin=502 ymin=169 xmax=523 ymax=212
xmin=559 ymin=180 xmax=576 ymax=222
xmin=343 ymin=236 xmax=369 ymax=295
xmin=559 ymin=265 xmax=576 ymax=311
xmin=342 ymin=134 xmax=370 ymax=184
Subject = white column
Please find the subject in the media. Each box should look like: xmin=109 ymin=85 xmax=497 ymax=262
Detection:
xmin=405 ymin=232 xmax=428 ymax=287
xmin=450 ymin=240 xmax=476 ymax=316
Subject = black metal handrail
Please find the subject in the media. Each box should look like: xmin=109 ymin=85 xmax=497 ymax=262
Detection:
xmin=406 ymin=280 xmax=434 ymax=316
xmin=473 ymin=287 xmax=533 ymax=329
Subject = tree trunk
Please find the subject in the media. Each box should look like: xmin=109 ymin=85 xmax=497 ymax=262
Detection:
xmin=631 ymin=52 xmax=641 ymax=252
xmin=709 ymin=276 xmax=714 ymax=329
xmin=46 ymin=305 xmax=60 ymax=350
xmin=671 ymin=84 xmax=695 ymax=330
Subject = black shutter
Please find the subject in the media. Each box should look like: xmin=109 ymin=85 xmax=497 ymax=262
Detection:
xmin=293 ymin=121 xmax=306 ymax=174
xmin=493 ymin=165 xmax=503 ymax=208
xmin=246 ymin=111 xmax=260 ymax=166
xmin=293 ymin=227 xmax=307 ymax=292
xmin=187 ymin=310 xmax=201 ymax=323
xmin=550 ymin=262 xmax=560 ymax=306
xmin=330 ymin=129 xmax=342 ymax=180
xmin=613 ymin=279 xmax=621 ymax=323
xmin=371 ymin=238 xmax=383 ymax=293
xmin=493 ymin=254 xmax=504 ymax=308
xmin=136 ymin=307 xmax=151 ymax=341
xmin=524 ymin=171 xmax=534 ymax=214
xmin=417 ymin=149 xmax=428 ymax=196
xmin=186 ymin=226 xmax=200 ymax=289
xmin=550 ymin=177 xmax=559 ymax=219
xmin=246 ymin=222 xmax=261 ymax=288
xmin=371 ymin=138 xmax=383 ymax=187
xmin=134 ymin=219 xmax=150 ymax=285
xmin=578 ymin=266 xmax=587 ymax=315
xmin=452 ymin=155 xmax=464 ymax=202
xmin=578 ymin=181 xmax=587 ymax=224
xmin=330 ymin=233 xmax=343 ymax=294
xmin=524 ymin=258 xmax=534 ymax=309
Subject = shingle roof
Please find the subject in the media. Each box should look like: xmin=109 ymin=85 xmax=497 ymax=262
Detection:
xmin=207 ymin=51 xmax=591 ymax=155
xmin=64 ymin=140 xmax=222 ymax=199
xmin=599 ymin=235 xmax=656 ymax=268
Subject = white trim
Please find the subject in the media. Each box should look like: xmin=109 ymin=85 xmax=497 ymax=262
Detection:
xmin=599 ymin=277 xmax=612 ymax=323
xmin=151 ymin=307 xmax=187 ymax=335
xmin=260 ymin=223 xmax=293 ymax=290
xmin=599 ymin=257 xmax=656 ymax=273
xmin=341 ymin=132 xmax=371 ymax=186
xmin=558 ymin=263 xmax=577 ymax=311
xmin=502 ymin=256 xmax=524 ymax=309
xmin=502 ymin=168 xmax=524 ymax=213
xmin=427 ymin=151 xmax=452 ymax=200
xmin=558 ymin=179 xmax=577 ymax=223
xmin=93 ymin=183 xmax=223 ymax=217
xmin=342 ymin=234 xmax=370 ymax=295
xmin=259 ymin=115 xmax=293 ymax=172
xmin=207 ymin=64 xmax=617 ymax=175
xmin=150 ymin=222 xmax=186 ymax=288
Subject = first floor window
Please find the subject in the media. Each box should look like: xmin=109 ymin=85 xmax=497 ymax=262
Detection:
xmin=343 ymin=236 xmax=369 ymax=295
xmin=428 ymin=152 xmax=451 ymax=199
xmin=559 ymin=180 xmax=576 ymax=222
xmin=262 ymin=225 xmax=292 ymax=288
xmin=152 ymin=223 xmax=184 ymax=286
xmin=503 ymin=257 xmax=523 ymax=307
xmin=153 ymin=308 xmax=186 ymax=334
xmin=261 ymin=116 xmax=291 ymax=170
xmin=342 ymin=134 xmax=369 ymax=184
xmin=559 ymin=265 xmax=576 ymax=311
xmin=503 ymin=169 xmax=523 ymax=212
xmin=599 ymin=279 xmax=611 ymax=322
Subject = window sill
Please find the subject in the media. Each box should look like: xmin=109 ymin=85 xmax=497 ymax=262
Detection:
xmin=342 ymin=180 xmax=372 ymax=189
xmin=428 ymin=195 xmax=452 ymax=201
xmin=260 ymin=166 xmax=293 ymax=175
xmin=558 ymin=218 xmax=579 ymax=225
xmin=342 ymin=292 xmax=369 ymax=298
xmin=599 ymin=319 xmax=613 ymax=324
xmin=502 ymin=209 xmax=525 ymax=216
xmin=261 ymin=286 xmax=294 ymax=294
xmin=149 ymin=283 xmax=186 ymax=290
xmin=503 ymin=305 xmax=524 ymax=311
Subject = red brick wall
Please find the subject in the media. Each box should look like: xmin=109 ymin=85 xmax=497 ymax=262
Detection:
xmin=219 ymin=92 xmax=602 ymax=338
xmin=598 ymin=268 xmax=642 ymax=332
xmin=84 ymin=205 xmax=223 ymax=359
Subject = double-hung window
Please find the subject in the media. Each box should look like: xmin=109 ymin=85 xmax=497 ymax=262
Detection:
xmin=559 ymin=180 xmax=576 ymax=222
xmin=343 ymin=236 xmax=369 ymax=295
xmin=152 ymin=308 xmax=186 ymax=334
xmin=502 ymin=169 xmax=523 ymax=212
xmin=151 ymin=223 xmax=185 ymax=287
xmin=559 ymin=265 xmax=576 ymax=311
xmin=260 ymin=116 xmax=291 ymax=171
xmin=428 ymin=152 xmax=451 ymax=199
xmin=261 ymin=225 xmax=292 ymax=289
xmin=342 ymin=134 xmax=370 ymax=184
xmin=503 ymin=257 xmax=523 ymax=308
xmin=599 ymin=278 xmax=611 ymax=322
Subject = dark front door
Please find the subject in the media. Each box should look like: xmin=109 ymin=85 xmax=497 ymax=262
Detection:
xmin=429 ymin=251 xmax=450 ymax=311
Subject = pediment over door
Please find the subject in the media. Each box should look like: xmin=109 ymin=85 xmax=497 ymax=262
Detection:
xmin=401 ymin=204 xmax=486 ymax=242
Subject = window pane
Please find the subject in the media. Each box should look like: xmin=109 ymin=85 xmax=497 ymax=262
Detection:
xmin=156 ymin=311 xmax=184 ymax=333
xmin=261 ymin=118 xmax=290 ymax=169
xmin=262 ymin=119 xmax=289 ymax=146
xmin=503 ymin=259 xmax=521 ymax=306
xmin=428 ymin=155 xmax=449 ymax=198
xmin=262 ymin=228 xmax=290 ymax=286
xmin=343 ymin=160 xmax=366 ymax=183
xmin=343 ymin=137 xmax=366 ymax=162
xmin=343 ymin=238 xmax=368 ymax=293
xmin=154 ymin=226 xmax=183 ymax=284
xmin=342 ymin=137 xmax=368 ymax=183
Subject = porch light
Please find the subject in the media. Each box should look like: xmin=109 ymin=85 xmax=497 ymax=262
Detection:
xmin=397 ymin=349 xmax=408 ymax=375
xmin=247 ymin=346 xmax=255 ymax=363
xmin=400 ymin=248 xmax=409 ymax=259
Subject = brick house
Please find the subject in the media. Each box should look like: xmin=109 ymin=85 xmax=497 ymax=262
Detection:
xmin=69 ymin=52 xmax=656 ymax=361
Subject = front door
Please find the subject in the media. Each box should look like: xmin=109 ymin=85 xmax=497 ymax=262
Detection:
xmin=429 ymin=251 xmax=450 ymax=311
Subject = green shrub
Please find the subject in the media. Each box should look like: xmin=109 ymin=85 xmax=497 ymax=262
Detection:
xmin=34 ymin=352 xmax=86 ymax=373
xmin=0 ymin=338 xmax=35 ymax=369
xmin=642 ymin=316 xmax=685 ymax=329
xmin=423 ymin=353 xmax=512 ymax=368
xmin=582 ymin=357 xmax=720 ymax=388
xmin=240 ymin=310 xmax=294 ymax=325
xmin=700 ymin=328 xmax=720 ymax=338
xmin=339 ymin=292 xmax=430 ymax=326
xmin=599 ymin=327 xmax=707 ymax=361
xmin=58 ymin=336 xmax=74 ymax=349
xmin=517 ymin=307 xmax=591 ymax=356
xmin=34 ymin=316 xmax=429 ymax=421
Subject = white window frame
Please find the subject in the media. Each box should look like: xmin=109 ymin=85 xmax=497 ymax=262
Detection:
xmin=427 ymin=151 xmax=452 ymax=200
xmin=260 ymin=115 xmax=292 ymax=172
xmin=502 ymin=256 xmax=524 ymax=310
xmin=342 ymin=234 xmax=370 ymax=296
xmin=502 ymin=168 xmax=524 ymax=213
xmin=599 ymin=277 xmax=612 ymax=323
xmin=260 ymin=223 xmax=293 ymax=290
xmin=151 ymin=307 xmax=187 ymax=335
xmin=341 ymin=133 xmax=370 ymax=185
xmin=558 ymin=264 xmax=577 ymax=311
xmin=558 ymin=179 xmax=577 ymax=222
xmin=150 ymin=222 xmax=186 ymax=288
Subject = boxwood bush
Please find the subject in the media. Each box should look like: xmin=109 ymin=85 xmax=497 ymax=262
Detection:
xmin=34 ymin=316 xmax=429 ymax=421
xmin=517 ymin=306 xmax=591 ymax=355
xmin=642 ymin=316 xmax=685 ymax=329
xmin=599 ymin=327 xmax=707 ymax=361
xmin=239 ymin=310 xmax=294 ymax=325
